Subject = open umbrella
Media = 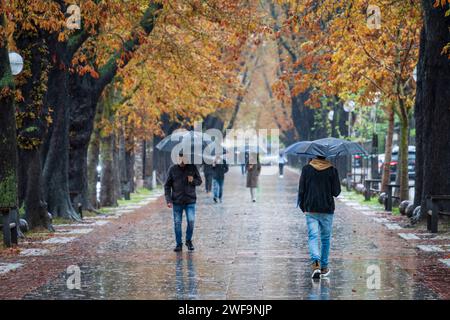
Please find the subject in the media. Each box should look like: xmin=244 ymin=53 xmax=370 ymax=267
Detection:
xmin=284 ymin=137 xmax=367 ymax=158
xmin=156 ymin=130 xmax=212 ymax=153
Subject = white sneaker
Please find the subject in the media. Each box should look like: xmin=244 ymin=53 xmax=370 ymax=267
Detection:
xmin=320 ymin=267 xmax=331 ymax=278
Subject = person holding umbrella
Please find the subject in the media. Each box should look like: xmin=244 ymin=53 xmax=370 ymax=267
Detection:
xmin=285 ymin=138 xmax=366 ymax=278
xmin=246 ymin=153 xmax=262 ymax=202
xmin=298 ymin=155 xmax=341 ymax=279
xmin=164 ymin=151 xmax=202 ymax=252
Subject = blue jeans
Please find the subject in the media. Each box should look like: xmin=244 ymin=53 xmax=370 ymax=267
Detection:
xmin=173 ymin=204 xmax=196 ymax=246
xmin=306 ymin=213 xmax=334 ymax=268
xmin=213 ymin=178 xmax=224 ymax=200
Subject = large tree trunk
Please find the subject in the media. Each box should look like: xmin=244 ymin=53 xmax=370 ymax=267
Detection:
xmin=68 ymin=74 xmax=101 ymax=211
xmin=100 ymin=132 xmax=119 ymax=207
xmin=415 ymin=1 xmax=450 ymax=213
xmin=42 ymin=63 xmax=79 ymax=219
xmin=0 ymin=16 xmax=19 ymax=212
xmin=381 ymin=107 xmax=395 ymax=193
xmin=13 ymin=15 xmax=53 ymax=228
xmin=20 ymin=149 xmax=49 ymax=228
xmin=291 ymin=91 xmax=315 ymax=141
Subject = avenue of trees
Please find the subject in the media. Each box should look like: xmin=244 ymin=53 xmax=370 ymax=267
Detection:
xmin=272 ymin=0 xmax=450 ymax=212
xmin=0 ymin=0 xmax=449 ymax=231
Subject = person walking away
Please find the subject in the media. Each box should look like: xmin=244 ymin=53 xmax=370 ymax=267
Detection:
xmin=246 ymin=153 xmax=262 ymax=202
xmin=279 ymin=153 xmax=287 ymax=178
xmin=202 ymin=160 xmax=213 ymax=194
xmin=212 ymin=155 xmax=229 ymax=203
xmin=240 ymin=152 xmax=249 ymax=175
xmin=165 ymin=152 xmax=202 ymax=252
xmin=298 ymin=155 xmax=341 ymax=279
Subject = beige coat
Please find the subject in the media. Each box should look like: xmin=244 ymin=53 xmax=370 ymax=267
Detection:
xmin=246 ymin=163 xmax=261 ymax=188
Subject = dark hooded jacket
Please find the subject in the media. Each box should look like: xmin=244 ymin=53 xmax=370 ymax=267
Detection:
xmin=298 ymin=159 xmax=341 ymax=214
xmin=212 ymin=161 xmax=229 ymax=180
xmin=164 ymin=164 xmax=202 ymax=205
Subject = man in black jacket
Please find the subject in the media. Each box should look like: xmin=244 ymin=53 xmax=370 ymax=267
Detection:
xmin=165 ymin=153 xmax=202 ymax=252
xmin=212 ymin=155 xmax=229 ymax=203
xmin=298 ymin=156 xmax=341 ymax=279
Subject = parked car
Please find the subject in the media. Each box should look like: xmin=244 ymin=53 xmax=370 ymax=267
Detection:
xmin=260 ymin=154 xmax=278 ymax=166
xmin=387 ymin=146 xmax=416 ymax=181
xmin=353 ymin=154 xmax=362 ymax=168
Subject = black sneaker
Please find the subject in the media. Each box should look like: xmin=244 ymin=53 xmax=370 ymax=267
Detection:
xmin=213 ymin=198 xmax=218 ymax=203
xmin=311 ymin=260 xmax=321 ymax=279
xmin=186 ymin=241 xmax=195 ymax=251
xmin=174 ymin=245 xmax=182 ymax=252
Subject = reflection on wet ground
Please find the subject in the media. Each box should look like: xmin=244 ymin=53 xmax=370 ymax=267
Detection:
xmin=25 ymin=167 xmax=440 ymax=300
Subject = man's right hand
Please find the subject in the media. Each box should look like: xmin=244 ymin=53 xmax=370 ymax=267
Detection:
xmin=167 ymin=202 xmax=173 ymax=209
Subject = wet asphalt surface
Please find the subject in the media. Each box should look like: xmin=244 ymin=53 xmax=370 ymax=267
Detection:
xmin=24 ymin=167 xmax=440 ymax=300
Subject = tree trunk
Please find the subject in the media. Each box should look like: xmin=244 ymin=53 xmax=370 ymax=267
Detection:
xmin=398 ymin=113 xmax=410 ymax=201
xmin=0 ymin=16 xmax=19 ymax=211
xmin=13 ymin=16 xmax=52 ymax=228
xmin=68 ymin=74 xmax=101 ymax=212
xmin=381 ymin=107 xmax=395 ymax=193
xmin=144 ymin=137 xmax=155 ymax=189
xmin=21 ymin=149 xmax=49 ymax=228
xmin=42 ymin=64 xmax=79 ymax=219
xmin=113 ymin=134 xmax=122 ymax=201
xmin=87 ymin=102 xmax=102 ymax=208
xmin=100 ymin=132 xmax=119 ymax=207
xmin=415 ymin=1 xmax=450 ymax=213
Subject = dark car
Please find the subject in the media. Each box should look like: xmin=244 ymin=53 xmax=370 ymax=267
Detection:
xmin=389 ymin=146 xmax=416 ymax=182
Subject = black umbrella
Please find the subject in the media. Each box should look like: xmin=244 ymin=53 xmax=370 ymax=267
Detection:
xmin=156 ymin=130 xmax=212 ymax=153
xmin=284 ymin=137 xmax=367 ymax=158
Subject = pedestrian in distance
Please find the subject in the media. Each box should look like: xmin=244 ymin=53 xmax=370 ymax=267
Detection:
xmin=212 ymin=155 xmax=229 ymax=203
xmin=297 ymin=155 xmax=341 ymax=279
xmin=246 ymin=153 xmax=262 ymax=203
xmin=202 ymin=160 xmax=213 ymax=194
xmin=240 ymin=152 xmax=249 ymax=175
xmin=279 ymin=153 xmax=288 ymax=178
xmin=164 ymin=152 xmax=202 ymax=252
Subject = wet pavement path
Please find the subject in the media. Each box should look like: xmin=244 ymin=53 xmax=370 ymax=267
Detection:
xmin=12 ymin=167 xmax=450 ymax=299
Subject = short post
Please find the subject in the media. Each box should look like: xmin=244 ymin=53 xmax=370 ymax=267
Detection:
xmin=430 ymin=199 xmax=439 ymax=233
xmin=77 ymin=203 xmax=83 ymax=220
xmin=10 ymin=209 xmax=18 ymax=245
xmin=364 ymin=180 xmax=371 ymax=201
xmin=346 ymin=173 xmax=352 ymax=191
xmin=385 ymin=185 xmax=394 ymax=212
